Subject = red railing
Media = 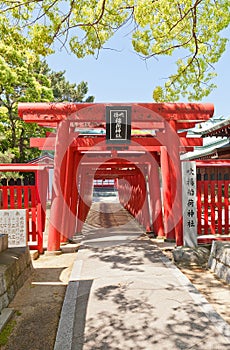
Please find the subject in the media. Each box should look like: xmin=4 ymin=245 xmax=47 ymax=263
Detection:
xmin=0 ymin=185 xmax=44 ymax=253
xmin=197 ymin=179 xmax=230 ymax=237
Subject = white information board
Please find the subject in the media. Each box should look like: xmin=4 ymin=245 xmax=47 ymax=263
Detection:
xmin=0 ymin=209 xmax=28 ymax=247
xmin=182 ymin=161 xmax=197 ymax=247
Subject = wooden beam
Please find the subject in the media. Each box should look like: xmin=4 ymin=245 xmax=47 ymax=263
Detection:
xmin=18 ymin=102 xmax=214 ymax=125
xmin=30 ymin=135 xmax=203 ymax=151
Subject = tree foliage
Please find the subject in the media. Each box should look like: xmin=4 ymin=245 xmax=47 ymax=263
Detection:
xmin=0 ymin=0 xmax=229 ymax=101
xmin=36 ymin=61 xmax=94 ymax=102
xmin=0 ymin=19 xmax=53 ymax=162
xmin=0 ymin=20 xmax=94 ymax=162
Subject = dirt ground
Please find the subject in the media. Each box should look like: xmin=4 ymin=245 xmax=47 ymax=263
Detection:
xmin=179 ymin=265 xmax=230 ymax=325
xmin=0 ymin=240 xmax=229 ymax=350
xmin=0 ymin=251 xmax=77 ymax=350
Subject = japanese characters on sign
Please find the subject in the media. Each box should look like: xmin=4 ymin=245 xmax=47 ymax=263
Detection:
xmin=182 ymin=161 xmax=197 ymax=247
xmin=0 ymin=209 xmax=28 ymax=247
xmin=106 ymin=106 xmax=131 ymax=144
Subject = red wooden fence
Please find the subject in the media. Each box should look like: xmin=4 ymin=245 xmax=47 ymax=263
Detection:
xmin=0 ymin=165 xmax=48 ymax=253
xmin=197 ymin=179 xmax=230 ymax=238
xmin=0 ymin=185 xmax=44 ymax=253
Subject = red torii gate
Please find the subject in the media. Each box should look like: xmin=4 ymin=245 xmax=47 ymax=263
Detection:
xmin=18 ymin=102 xmax=214 ymax=252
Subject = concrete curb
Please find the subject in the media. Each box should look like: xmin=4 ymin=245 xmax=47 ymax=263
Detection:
xmin=0 ymin=308 xmax=14 ymax=333
xmin=54 ymin=260 xmax=83 ymax=350
xmin=54 ymin=281 xmax=79 ymax=350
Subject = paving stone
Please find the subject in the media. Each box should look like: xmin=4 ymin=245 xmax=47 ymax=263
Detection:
xmin=55 ymin=203 xmax=230 ymax=349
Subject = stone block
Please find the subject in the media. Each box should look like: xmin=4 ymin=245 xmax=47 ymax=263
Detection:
xmin=0 ymin=281 xmax=6 ymax=297
xmin=15 ymin=272 xmax=26 ymax=292
xmin=0 ymin=293 xmax=9 ymax=312
xmin=226 ymin=270 xmax=230 ymax=284
xmin=173 ymin=246 xmax=210 ymax=266
xmin=209 ymin=257 xmax=217 ymax=272
xmin=0 ymin=267 xmax=7 ymax=296
xmin=16 ymin=265 xmax=32 ymax=292
xmin=7 ymin=284 xmax=16 ymax=302
xmin=0 ymin=246 xmax=33 ymax=313
xmin=14 ymin=258 xmax=21 ymax=278
xmin=220 ymin=247 xmax=230 ymax=266
xmin=18 ymin=252 xmax=27 ymax=274
xmin=215 ymin=261 xmax=226 ymax=280
xmin=208 ymin=241 xmax=230 ymax=284
xmin=0 ymin=235 xmax=8 ymax=253
xmin=3 ymin=268 xmax=13 ymax=291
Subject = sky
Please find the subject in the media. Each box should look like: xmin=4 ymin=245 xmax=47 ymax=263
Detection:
xmin=46 ymin=28 xmax=230 ymax=119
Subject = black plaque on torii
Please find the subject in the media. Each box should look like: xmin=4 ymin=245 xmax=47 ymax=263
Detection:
xmin=106 ymin=106 xmax=131 ymax=144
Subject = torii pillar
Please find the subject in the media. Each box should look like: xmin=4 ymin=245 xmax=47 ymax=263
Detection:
xmin=148 ymin=154 xmax=164 ymax=237
xmin=160 ymin=120 xmax=183 ymax=245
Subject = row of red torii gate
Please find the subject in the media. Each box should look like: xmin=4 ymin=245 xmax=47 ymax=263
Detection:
xmin=14 ymin=102 xmax=222 ymax=253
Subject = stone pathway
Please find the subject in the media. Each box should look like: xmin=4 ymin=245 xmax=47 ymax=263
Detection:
xmin=55 ymin=202 xmax=230 ymax=350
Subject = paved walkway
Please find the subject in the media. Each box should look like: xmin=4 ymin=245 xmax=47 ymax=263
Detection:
xmin=54 ymin=203 xmax=230 ymax=350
